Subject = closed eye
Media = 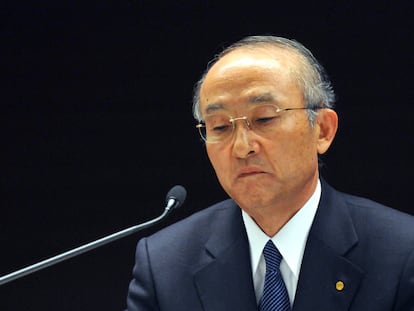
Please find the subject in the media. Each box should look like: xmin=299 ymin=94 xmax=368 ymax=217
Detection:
xmin=254 ymin=116 xmax=278 ymax=125
xmin=212 ymin=124 xmax=232 ymax=132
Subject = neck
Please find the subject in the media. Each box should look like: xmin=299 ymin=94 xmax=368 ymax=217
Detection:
xmin=250 ymin=177 xmax=319 ymax=237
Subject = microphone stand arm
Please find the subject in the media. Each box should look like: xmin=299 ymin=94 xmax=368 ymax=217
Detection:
xmin=0 ymin=208 xmax=171 ymax=286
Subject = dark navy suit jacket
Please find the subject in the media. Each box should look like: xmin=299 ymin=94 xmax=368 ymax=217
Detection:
xmin=126 ymin=180 xmax=414 ymax=310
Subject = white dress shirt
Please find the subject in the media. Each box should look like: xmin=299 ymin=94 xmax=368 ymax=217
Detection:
xmin=241 ymin=180 xmax=321 ymax=305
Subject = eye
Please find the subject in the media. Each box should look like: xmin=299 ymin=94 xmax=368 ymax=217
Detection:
xmin=254 ymin=116 xmax=276 ymax=124
xmin=254 ymin=115 xmax=278 ymax=126
xmin=212 ymin=124 xmax=231 ymax=133
xmin=205 ymin=115 xmax=231 ymax=134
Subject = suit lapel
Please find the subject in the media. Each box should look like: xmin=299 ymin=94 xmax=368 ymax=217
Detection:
xmin=193 ymin=202 xmax=258 ymax=311
xmin=293 ymin=180 xmax=364 ymax=310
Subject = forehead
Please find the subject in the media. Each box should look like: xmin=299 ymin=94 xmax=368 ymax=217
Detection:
xmin=199 ymin=48 xmax=302 ymax=112
xmin=208 ymin=47 xmax=293 ymax=78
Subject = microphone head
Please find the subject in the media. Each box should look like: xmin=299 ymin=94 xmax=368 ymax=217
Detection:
xmin=165 ymin=185 xmax=187 ymax=210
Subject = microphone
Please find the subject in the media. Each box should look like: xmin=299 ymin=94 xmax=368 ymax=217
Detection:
xmin=165 ymin=184 xmax=187 ymax=211
xmin=0 ymin=185 xmax=187 ymax=286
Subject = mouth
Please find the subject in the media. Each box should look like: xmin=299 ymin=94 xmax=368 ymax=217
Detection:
xmin=237 ymin=168 xmax=265 ymax=178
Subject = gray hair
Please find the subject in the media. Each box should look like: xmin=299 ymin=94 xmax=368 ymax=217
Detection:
xmin=192 ymin=35 xmax=335 ymax=126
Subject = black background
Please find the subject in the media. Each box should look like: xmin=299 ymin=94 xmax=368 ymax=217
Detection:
xmin=2 ymin=0 xmax=413 ymax=310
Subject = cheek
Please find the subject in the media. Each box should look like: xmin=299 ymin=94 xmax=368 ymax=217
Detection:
xmin=269 ymin=126 xmax=318 ymax=165
xmin=206 ymin=146 xmax=232 ymax=188
xmin=295 ymin=130 xmax=320 ymax=168
xmin=206 ymin=146 xmax=226 ymax=171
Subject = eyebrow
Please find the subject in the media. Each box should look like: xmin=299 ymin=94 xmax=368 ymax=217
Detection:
xmin=204 ymin=103 xmax=227 ymax=115
xmin=203 ymin=92 xmax=277 ymax=115
xmin=248 ymin=93 xmax=275 ymax=103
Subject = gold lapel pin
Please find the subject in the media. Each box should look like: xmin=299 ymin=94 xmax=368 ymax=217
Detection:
xmin=336 ymin=281 xmax=345 ymax=291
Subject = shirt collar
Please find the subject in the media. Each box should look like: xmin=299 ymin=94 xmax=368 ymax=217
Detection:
xmin=242 ymin=179 xmax=321 ymax=279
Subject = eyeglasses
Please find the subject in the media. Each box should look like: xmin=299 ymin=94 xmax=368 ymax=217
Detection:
xmin=196 ymin=104 xmax=322 ymax=143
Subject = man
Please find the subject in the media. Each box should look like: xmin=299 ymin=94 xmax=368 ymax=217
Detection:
xmin=126 ymin=36 xmax=414 ymax=310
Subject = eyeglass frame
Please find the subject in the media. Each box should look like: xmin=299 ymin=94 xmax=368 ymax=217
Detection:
xmin=195 ymin=104 xmax=324 ymax=143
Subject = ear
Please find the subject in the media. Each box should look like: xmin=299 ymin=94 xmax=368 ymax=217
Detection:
xmin=316 ymin=108 xmax=338 ymax=154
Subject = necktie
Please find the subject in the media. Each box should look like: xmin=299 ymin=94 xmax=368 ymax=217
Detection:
xmin=259 ymin=240 xmax=291 ymax=311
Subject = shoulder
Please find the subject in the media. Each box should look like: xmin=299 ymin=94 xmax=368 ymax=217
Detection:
xmin=322 ymin=180 xmax=414 ymax=243
xmin=340 ymin=189 xmax=413 ymax=229
xmin=346 ymin=193 xmax=414 ymax=246
xmin=141 ymin=199 xmax=239 ymax=253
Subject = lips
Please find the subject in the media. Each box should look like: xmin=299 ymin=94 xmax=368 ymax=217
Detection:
xmin=237 ymin=167 xmax=265 ymax=178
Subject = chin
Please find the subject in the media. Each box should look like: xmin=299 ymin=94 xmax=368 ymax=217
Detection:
xmin=232 ymin=187 xmax=267 ymax=205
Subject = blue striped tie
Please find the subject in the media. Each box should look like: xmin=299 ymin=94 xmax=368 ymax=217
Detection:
xmin=259 ymin=240 xmax=291 ymax=311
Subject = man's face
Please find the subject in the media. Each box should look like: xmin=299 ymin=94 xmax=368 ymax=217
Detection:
xmin=199 ymin=48 xmax=334 ymax=219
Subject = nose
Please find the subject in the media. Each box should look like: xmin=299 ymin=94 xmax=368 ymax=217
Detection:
xmin=231 ymin=118 xmax=259 ymax=158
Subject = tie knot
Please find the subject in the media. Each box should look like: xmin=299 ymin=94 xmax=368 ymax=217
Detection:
xmin=263 ymin=240 xmax=282 ymax=272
